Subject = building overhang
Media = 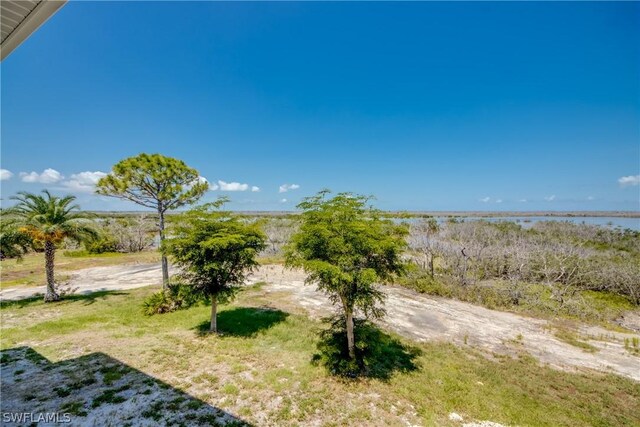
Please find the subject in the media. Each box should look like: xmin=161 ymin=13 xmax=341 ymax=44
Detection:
xmin=1 ymin=0 xmax=66 ymax=61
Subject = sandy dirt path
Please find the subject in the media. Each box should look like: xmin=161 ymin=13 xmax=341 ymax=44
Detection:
xmin=0 ymin=263 xmax=172 ymax=301
xmin=2 ymin=263 xmax=639 ymax=381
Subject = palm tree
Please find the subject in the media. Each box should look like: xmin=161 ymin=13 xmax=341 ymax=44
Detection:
xmin=0 ymin=216 xmax=32 ymax=259
xmin=10 ymin=190 xmax=97 ymax=302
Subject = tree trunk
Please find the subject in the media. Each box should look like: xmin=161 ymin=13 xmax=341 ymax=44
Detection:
xmin=461 ymin=248 xmax=468 ymax=286
xmin=43 ymin=240 xmax=59 ymax=302
xmin=210 ymin=295 xmax=218 ymax=333
xmin=345 ymin=309 xmax=355 ymax=359
xmin=158 ymin=207 xmax=169 ymax=289
xmin=429 ymin=254 xmax=435 ymax=277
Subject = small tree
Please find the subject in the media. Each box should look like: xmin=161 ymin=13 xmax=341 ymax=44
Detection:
xmin=96 ymin=153 xmax=208 ymax=287
xmin=10 ymin=191 xmax=97 ymax=301
xmin=163 ymin=201 xmax=266 ymax=332
xmin=285 ymin=190 xmax=408 ymax=359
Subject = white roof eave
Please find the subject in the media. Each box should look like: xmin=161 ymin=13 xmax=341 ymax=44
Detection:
xmin=1 ymin=0 xmax=66 ymax=61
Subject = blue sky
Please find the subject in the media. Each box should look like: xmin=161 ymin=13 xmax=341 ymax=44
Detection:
xmin=1 ymin=1 xmax=639 ymax=212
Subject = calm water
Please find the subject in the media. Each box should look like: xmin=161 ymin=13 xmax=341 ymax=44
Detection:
xmin=423 ymin=216 xmax=640 ymax=231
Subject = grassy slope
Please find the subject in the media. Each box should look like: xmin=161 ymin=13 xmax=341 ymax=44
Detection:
xmin=0 ymin=251 xmax=161 ymax=289
xmin=1 ymin=286 xmax=639 ymax=426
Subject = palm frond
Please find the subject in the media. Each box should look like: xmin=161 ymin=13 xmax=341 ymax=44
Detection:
xmin=9 ymin=190 xmax=96 ymax=244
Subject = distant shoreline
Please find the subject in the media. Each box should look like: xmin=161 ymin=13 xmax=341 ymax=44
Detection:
xmin=87 ymin=210 xmax=640 ymax=218
xmin=388 ymin=211 xmax=640 ymax=218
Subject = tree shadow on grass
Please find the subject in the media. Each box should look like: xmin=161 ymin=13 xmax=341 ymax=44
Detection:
xmin=63 ymin=290 xmax=130 ymax=305
xmin=0 ymin=295 xmax=46 ymax=309
xmin=312 ymin=317 xmax=422 ymax=381
xmin=194 ymin=307 xmax=289 ymax=338
xmin=0 ymin=290 xmax=129 ymax=309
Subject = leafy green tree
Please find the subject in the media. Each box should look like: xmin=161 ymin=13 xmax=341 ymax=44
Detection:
xmin=285 ymin=190 xmax=408 ymax=359
xmin=10 ymin=191 xmax=97 ymax=302
xmin=96 ymin=153 xmax=209 ymax=287
xmin=0 ymin=216 xmax=32 ymax=259
xmin=163 ymin=201 xmax=266 ymax=332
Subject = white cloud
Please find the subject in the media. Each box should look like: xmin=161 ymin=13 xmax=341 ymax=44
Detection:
xmin=61 ymin=171 xmax=107 ymax=193
xmin=218 ymin=180 xmax=249 ymax=192
xmin=251 ymin=186 xmax=260 ymax=192
xmin=20 ymin=168 xmax=63 ymax=184
xmin=280 ymin=198 xmax=287 ymax=203
xmin=519 ymin=199 xmax=527 ymax=203
xmin=479 ymin=197 xmax=490 ymax=203
xmin=618 ymin=175 xmax=640 ymax=187
xmin=0 ymin=169 xmax=13 ymax=181
xmin=279 ymin=184 xmax=300 ymax=193
xmin=206 ymin=178 xmax=220 ymax=191
xmin=544 ymin=195 xmax=556 ymax=202
xmin=587 ymin=196 xmax=595 ymax=201
xmin=495 ymin=199 xmax=503 ymax=204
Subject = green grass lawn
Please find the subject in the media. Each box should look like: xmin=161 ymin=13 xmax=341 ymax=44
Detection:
xmin=0 ymin=251 xmax=161 ymax=289
xmin=1 ymin=284 xmax=639 ymax=426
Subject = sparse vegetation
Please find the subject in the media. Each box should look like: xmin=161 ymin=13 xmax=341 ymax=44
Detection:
xmin=60 ymin=400 xmax=88 ymax=417
xmin=93 ymin=214 xmax=156 ymax=253
xmin=403 ymin=219 xmax=640 ymax=324
xmin=624 ymin=337 xmax=640 ymax=356
xmin=553 ymin=328 xmax=599 ymax=353
xmin=91 ymin=388 xmax=128 ymax=407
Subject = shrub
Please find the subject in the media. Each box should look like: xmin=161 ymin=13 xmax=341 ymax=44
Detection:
xmin=85 ymin=235 xmax=118 ymax=254
xmin=142 ymin=282 xmax=199 ymax=315
xmin=397 ymin=269 xmax=452 ymax=298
